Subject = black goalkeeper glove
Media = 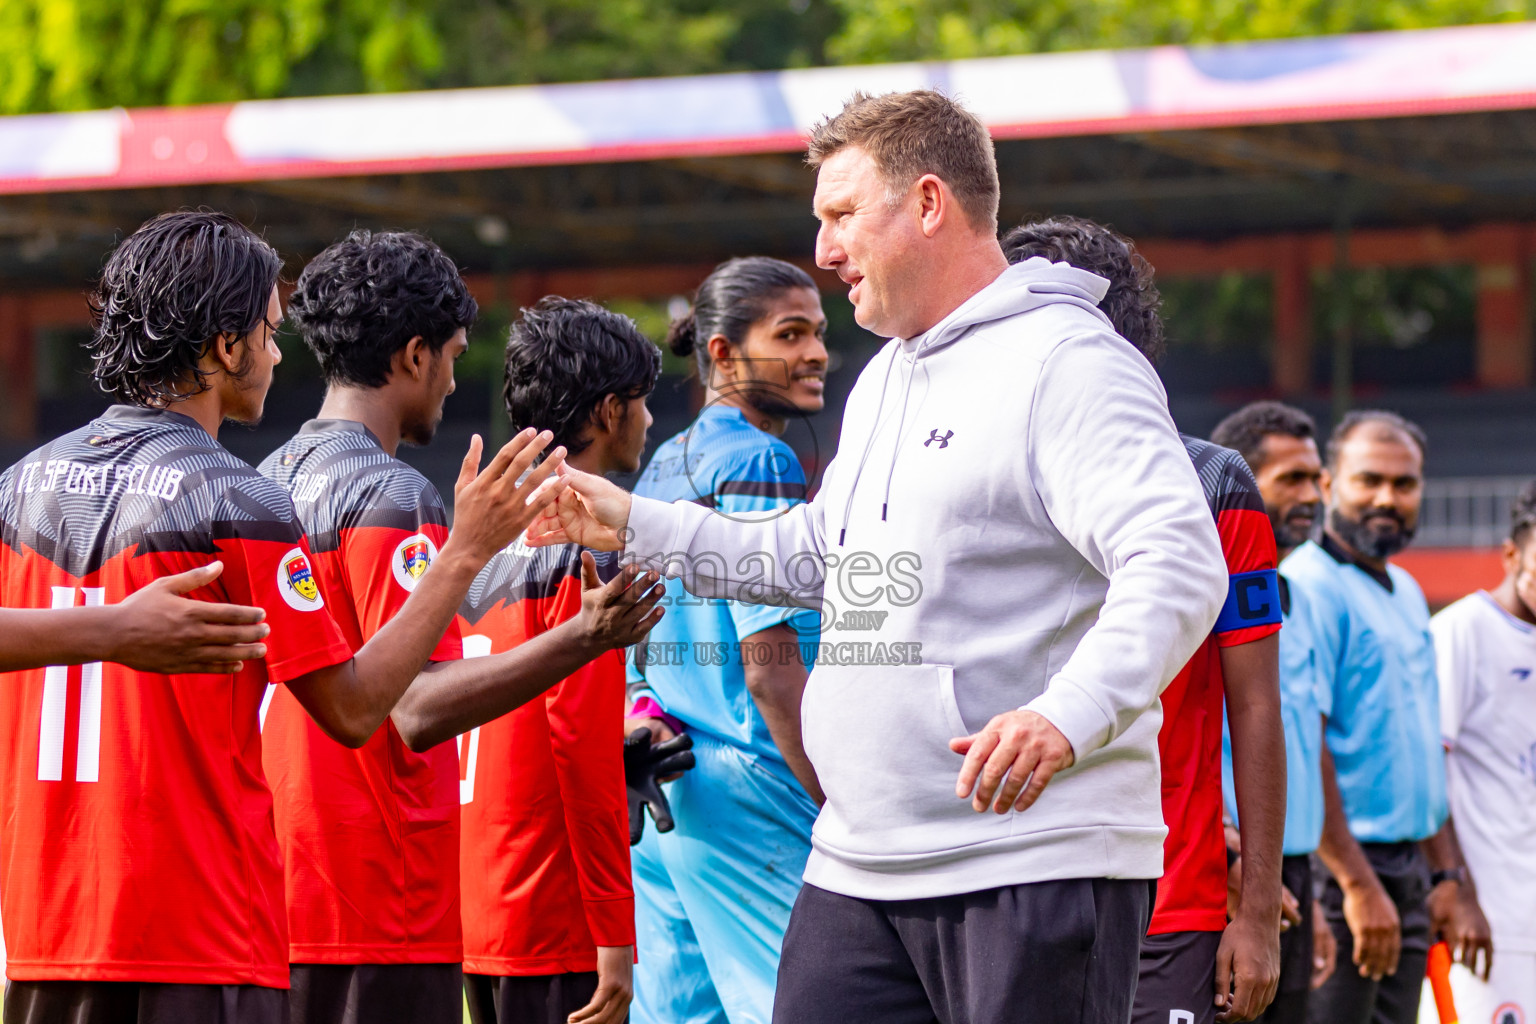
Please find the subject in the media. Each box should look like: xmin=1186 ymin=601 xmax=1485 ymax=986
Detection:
xmin=624 ymin=726 xmax=696 ymax=846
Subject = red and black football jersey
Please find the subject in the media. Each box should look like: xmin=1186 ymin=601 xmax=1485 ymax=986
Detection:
xmin=0 ymin=405 xmax=353 ymax=985
xmin=1150 ymin=436 xmax=1282 ymax=935
xmin=258 ymin=420 xmax=464 ymax=965
xmin=456 ymin=542 xmax=633 ymax=976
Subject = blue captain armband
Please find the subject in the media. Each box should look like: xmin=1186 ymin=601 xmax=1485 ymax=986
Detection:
xmin=1214 ymin=569 xmax=1283 ymax=634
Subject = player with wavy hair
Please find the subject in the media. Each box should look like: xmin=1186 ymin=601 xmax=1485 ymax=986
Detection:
xmin=458 ymin=296 xmax=666 ymax=1024
xmin=0 ymin=210 xmax=569 ymax=1024
xmin=1000 ymin=214 xmax=1165 ymax=363
xmin=261 ymin=234 xmax=663 ymax=1024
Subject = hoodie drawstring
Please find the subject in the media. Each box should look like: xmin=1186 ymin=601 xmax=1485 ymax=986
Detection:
xmin=881 ymin=351 xmax=919 ymax=522
xmin=838 ymin=347 xmax=898 ymax=546
xmin=832 ymin=261 xmax=1113 ymax=547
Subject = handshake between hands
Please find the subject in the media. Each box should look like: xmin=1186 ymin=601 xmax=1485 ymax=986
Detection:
xmin=528 ymin=465 xmax=1079 ymax=834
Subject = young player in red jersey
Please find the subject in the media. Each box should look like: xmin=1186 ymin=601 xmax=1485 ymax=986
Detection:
xmin=0 ymin=560 xmax=269 ymax=674
xmin=260 ymin=233 xmax=664 ymax=1024
xmin=458 ymin=298 xmax=661 ymax=1024
xmin=0 ymin=211 xmax=565 ymax=1024
xmin=1003 ymin=216 xmax=1288 ymax=1024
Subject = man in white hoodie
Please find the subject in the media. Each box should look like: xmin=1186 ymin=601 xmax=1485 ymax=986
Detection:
xmin=525 ymin=89 xmax=1229 ymax=1024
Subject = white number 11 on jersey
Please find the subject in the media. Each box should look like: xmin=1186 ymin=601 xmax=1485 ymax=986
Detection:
xmin=39 ymin=586 xmax=105 ymax=782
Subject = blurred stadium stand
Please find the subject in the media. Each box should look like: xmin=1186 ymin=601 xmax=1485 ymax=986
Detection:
xmin=5 ymin=21 xmax=1536 ymax=603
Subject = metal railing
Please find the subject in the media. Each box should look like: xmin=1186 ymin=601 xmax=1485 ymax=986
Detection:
xmin=1417 ymin=476 xmax=1531 ymax=548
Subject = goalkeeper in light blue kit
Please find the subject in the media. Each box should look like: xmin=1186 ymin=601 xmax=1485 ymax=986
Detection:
xmin=624 ymin=257 xmax=828 ymax=1024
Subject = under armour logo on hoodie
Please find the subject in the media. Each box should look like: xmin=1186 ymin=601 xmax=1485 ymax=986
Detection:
xmin=925 ymin=429 xmax=953 ymax=448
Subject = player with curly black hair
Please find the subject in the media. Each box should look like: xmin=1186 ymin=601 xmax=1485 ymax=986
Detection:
xmin=458 ymin=297 xmax=664 ymax=1024
xmin=287 ymin=229 xmax=479 ymax=428
xmin=1000 ymin=214 xmax=1166 ymax=363
xmin=261 ymin=238 xmax=664 ymax=1024
xmin=501 ymin=296 xmax=662 ymax=460
xmin=0 ymin=210 xmax=569 ymax=1024
xmin=1006 ymin=216 xmax=1289 ymax=1024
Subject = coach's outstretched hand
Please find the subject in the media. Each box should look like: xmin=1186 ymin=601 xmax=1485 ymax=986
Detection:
xmin=449 ymin=429 xmax=567 ymax=563
xmin=624 ymin=726 xmax=696 ymax=845
xmin=951 ymin=710 xmax=1075 ymax=814
xmin=105 ymin=561 xmax=270 ymax=674
xmin=525 ymin=464 xmax=631 ymax=551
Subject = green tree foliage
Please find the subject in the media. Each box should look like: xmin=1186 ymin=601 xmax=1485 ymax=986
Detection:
xmin=826 ymin=0 xmax=1534 ymax=64
xmin=0 ymin=0 xmax=446 ymax=113
xmin=419 ymin=0 xmax=841 ymax=89
xmin=0 ymin=0 xmax=842 ymax=114
xmin=0 ymin=0 xmax=1530 ymax=114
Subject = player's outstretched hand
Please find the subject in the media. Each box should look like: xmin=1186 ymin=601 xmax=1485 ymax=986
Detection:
xmin=449 ymin=430 xmax=567 ymax=563
xmin=525 ymin=464 xmax=631 ymax=551
xmin=110 ymin=561 xmax=270 ymax=674
xmin=576 ymin=552 xmax=665 ymax=651
xmin=950 ymin=709 xmax=1074 ymax=814
xmin=624 ymin=726 xmax=696 ymax=845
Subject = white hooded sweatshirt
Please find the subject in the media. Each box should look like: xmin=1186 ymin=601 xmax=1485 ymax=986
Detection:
xmin=624 ymin=258 xmax=1226 ymax=899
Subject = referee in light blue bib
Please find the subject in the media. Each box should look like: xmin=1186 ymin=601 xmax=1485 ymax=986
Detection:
xmin=1286 ymin=410 xmax=1486 ymax=1024
xmin=1213 ymin=401 xmax=1333 ymax=1024
xmin=623 ymin=258 xmax=828 ymax=1024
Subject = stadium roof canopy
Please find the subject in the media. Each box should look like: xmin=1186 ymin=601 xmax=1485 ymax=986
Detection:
xmin=4 ymin=21 xmax=1536 ymax=287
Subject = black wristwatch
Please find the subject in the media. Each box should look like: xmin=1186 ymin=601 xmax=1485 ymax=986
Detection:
xmin=1430 ymin=866 xmax=1467 ymax=888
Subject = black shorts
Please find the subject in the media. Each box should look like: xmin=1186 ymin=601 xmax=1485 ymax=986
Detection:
xmin=773 ymin=878 xmax=1153 ymax=1024
xmin=463 ymin=972 xmax=600 ymax=1024
xmin=1250 ymin=855 xmax=1315 ymax=1024
xmin=1309 ymin=842 xmax=1432 ymax=1024
xmin=3 ymin=980 xmax=287 ymax=1024
xmin=289 ymin=963 xmax=462 ymax=1024
xmin=1132 ymin=929 xmax=1224 ymax=1024
xmin=1276 ymin=856 xmax=1315 ymax=995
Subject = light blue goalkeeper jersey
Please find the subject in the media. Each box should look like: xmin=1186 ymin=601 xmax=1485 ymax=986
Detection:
xmin=629 ymin=404 xmax=819 ymax=769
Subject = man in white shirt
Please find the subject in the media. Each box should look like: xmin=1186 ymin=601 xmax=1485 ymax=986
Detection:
xmin=524 ymin=88 xmax=1228 ymax=1024
xmin=1428 ymin=482 xmax=1535 ymax=1024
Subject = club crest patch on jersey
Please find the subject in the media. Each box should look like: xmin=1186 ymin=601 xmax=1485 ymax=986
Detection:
xmin=391 ymin=533 xmax=439 ymax=593
xmin=278 ymin=547 xmax=324 ymax=611
xmin=402 ymin=540 xmax=429 ymax=579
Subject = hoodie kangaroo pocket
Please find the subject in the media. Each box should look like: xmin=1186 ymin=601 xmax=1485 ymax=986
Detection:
xmin=802 ymin=662 xmax=1010 ymax=859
